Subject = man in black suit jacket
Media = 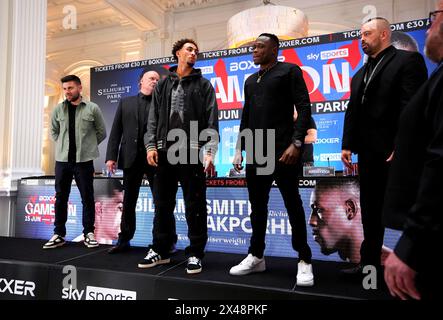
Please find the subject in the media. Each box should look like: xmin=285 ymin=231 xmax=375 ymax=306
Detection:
xmin=383 ymin=1 xmax=443 ymax=300
xmin=341 ymin=17 xmax=427 ymax=273
xmin=105 ymin=69 xmax=162 ymax=253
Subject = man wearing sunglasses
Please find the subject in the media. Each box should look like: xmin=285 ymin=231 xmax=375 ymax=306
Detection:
xmin=383 ymin=1 xmax=443 ymax=300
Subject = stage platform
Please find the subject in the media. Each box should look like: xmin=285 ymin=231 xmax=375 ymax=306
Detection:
xmin=0 ymin=237 xmax=393 ymax=300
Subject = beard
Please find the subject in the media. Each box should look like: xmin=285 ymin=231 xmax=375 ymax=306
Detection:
xmin=362 ymin=44 xmax=373 ymax=56
xmin=67 ymin=93 xmax=80 ymax=102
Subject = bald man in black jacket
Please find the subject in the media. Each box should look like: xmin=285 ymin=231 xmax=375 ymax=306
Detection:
xmin=341 ymin=17 xmax=427 ymax=273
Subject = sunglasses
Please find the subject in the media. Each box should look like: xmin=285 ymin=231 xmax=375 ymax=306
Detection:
xmin=429 ymin=10 xmax=443 ymax=25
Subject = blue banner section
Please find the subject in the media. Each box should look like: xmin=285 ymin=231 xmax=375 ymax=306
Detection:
xmin=90 ymin=19 xmax=436 ymax=175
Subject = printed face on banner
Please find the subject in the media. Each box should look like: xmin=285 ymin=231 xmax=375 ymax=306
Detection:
xmin=308 ymin=184 xmax=363 ymax=262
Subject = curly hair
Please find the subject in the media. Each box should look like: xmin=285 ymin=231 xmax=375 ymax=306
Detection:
xmin=171 ymin=38 xmax=198 ymax=59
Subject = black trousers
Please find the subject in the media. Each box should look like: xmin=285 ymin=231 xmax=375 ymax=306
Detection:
xmin=119 ymin=154 xmax=156 ymax=243
xmin=246 ymin=163 xmax=312 ymax=262
xmin=54 ymin=161 xmax=95 ymax=237
xmin=358 ymin=153 xmax=390 ymax=266
xmin=152 ymin=152 xmax=207 ymax=259
xmin=416 ymin=246 xmax=443 ymax=300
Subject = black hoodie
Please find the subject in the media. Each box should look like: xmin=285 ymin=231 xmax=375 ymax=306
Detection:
xmin=145 ymin=66 xmax=219 ymax=156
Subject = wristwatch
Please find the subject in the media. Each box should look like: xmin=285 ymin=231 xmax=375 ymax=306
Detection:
xmin=293 ymin=139 xmax=303 ymax=148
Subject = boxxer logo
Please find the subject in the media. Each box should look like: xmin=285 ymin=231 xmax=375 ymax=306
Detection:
xmin=316 ymin=138 xmax=340 ymax=144
xmin=229 ymin=60 xmax=258 ymax=72
xmin=0 ymin=278 xmax=36 ymax=297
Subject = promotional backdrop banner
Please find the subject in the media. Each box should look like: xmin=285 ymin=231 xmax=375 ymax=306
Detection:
xmin=15 ymin=177 xmax=402 ymax=264
xmin=91 ymin=19 xmax=437 ymax=175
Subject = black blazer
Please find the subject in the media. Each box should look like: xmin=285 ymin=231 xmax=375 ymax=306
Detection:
xmin=382 ymin=64 xmax=442 ymax=271
xmin=342 ymin=46 xmax=427 ymax=159
xmin=105 ymin=94 xmax=150 ymax=169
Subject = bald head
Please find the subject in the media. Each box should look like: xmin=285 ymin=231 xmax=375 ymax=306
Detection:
xmin=364 ymin=17 xmax=392 ymax=34
xmin=139 ymin=70 xmax=160 ymax=96
xmin=360 ymin=17 xmax=392 ymax=57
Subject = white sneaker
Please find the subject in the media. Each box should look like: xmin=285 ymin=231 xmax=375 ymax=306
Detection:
xmin=296 ymin=260 xmax=314 ymax=287
xmin=229 ymin=254 xmax=266 ymax=276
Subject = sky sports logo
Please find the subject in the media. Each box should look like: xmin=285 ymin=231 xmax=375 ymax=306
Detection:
xmin=320 ymin=48 xmax=349 ymax=60
xmin=62 ymin=285 xmax=137 ymax=300
xmin=320 ymin=153 xmax=342 ymax=162
xmin=200 ymin=66 xmax=214 ymax=75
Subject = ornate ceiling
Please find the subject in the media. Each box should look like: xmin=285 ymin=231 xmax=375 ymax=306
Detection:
xmin=45 ymin=0 xmax=431 ymax=83
xmin=47 ymin=0 xmax=217 ymax=38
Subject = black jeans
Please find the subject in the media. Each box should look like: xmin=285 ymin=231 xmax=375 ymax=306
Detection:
xmin=246 ymin=163 xmax=312 ymax=262
xmin=358 ymin=153 xmax=389 ymax=267
xmin=54 ymin=161 xmax=95 ymax=237
xmin=118 ymin=154 xmax=177 ymax=243
xmin=152 ymin=152 xmax=207 ymax=259
xmin=119 ymin=154 xmax=156 ymax=243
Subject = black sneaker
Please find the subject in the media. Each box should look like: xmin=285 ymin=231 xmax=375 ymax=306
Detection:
xmin=43 ymin=234 xmax=65 ymax=249
xmin=186 ymin=256 xmax=202 ymax=274
xmin=169 ymin=243 xmax=178 ymax=254
xmin=108 ymin=240 xmax=130 ymax=254
xmin=84 ymin=232 xmax=99 ymax=248
xmin=138 ymin=248 xmax=170 ymax=268
xmin=341 ymin=264 xmax=363 ymax=275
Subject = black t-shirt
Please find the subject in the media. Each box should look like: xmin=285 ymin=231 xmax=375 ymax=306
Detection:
xmin=68 ymin=102 xmax=76 ymax=163
xmin=365 ymin=46 xmax=393 ymax=81
xmin=240 ymin=62 xmax=311 ymax=159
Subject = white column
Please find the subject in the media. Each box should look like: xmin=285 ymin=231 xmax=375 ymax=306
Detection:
xmin=144 ymin=30 xmax=166 ymax=59
xmin=0 ymin=0 xmax=47 ymax=236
